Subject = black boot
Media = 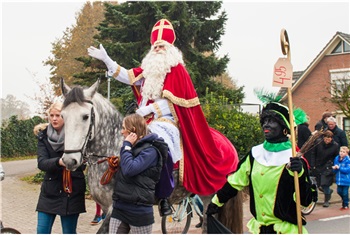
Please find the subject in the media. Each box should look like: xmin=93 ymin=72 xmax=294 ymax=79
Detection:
xmin=195 ymin=217 xmax=203 ymax=228
xmin=323 ymin=194 xmax=331 ymax=207
xmin=159 ymin=199 xmax=172 ymax=216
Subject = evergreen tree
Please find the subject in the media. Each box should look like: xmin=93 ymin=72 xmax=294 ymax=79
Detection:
xmin=75 ymin=1 xmax=244 ymax=113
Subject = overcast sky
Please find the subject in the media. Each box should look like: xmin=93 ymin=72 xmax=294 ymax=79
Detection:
xmin=1 ymin=0 xmax=349 ymax=114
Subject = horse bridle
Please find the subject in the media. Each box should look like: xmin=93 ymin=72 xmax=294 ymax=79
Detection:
xmin=64 ymin=100 xmax=95 ymax=159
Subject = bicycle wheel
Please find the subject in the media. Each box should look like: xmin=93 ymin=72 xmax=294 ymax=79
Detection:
xmin=161 ymin=200 xmax=192 ymax=234
xmin=0 ymin=227 xmax=21 ymax=234
xmin=302 ymin=176 xmax=317 ymax=215
xmin=301 ymin=201 xmax=316 ymax=215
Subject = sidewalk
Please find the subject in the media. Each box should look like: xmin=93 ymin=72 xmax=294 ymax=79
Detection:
xmin=0 ymin=160 xmax=345 ymax=234
xmin=0 ymin=167 xmax=200 ymax=234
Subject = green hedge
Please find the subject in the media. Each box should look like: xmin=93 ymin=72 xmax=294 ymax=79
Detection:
xmin=1 ymin=115 xmax=45 ymax=158
xmin=202 ymin=92 xmax=264 ymax=160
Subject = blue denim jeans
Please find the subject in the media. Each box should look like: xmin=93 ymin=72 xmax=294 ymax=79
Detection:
xmin=37 ymin=211 xmax=79 ymax=234
xmin=337 ymin=185 xmax=349 ymax=207
xmin=193 ymin=194 xmax=203 ymax=213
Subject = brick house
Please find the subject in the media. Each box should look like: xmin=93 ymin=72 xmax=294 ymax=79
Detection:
xmin=277 ymin=31 xmax=350 ymax=133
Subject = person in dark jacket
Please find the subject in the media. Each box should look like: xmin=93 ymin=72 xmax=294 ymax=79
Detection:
xmin=207 ymin=101 xmax=314 ymax=234
xmin=297 ymin=116 xmax=312 ymax=164
xmin=109 ymin=113 xmax=163 ymax=234
xmin=314 ymin=111 xmax=332 ymax=131
xmin=327 ymin=116 xmax=348 ymax=148
xmin=311 ymin=130 xmax=339 ymax=207
xmin=34 ymin=102 xmax=86 ymax=234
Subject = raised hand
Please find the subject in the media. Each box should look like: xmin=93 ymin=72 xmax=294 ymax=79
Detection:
xmin=87 ymin=44 xmax=117 ymax=76
xmin=87 ymin=44 xmax=109 ymax=62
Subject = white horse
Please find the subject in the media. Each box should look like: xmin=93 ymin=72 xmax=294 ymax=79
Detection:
xmin=60 ymin=79 xmax=243 ymax=233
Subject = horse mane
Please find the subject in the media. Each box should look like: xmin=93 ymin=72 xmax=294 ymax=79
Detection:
xmin=63 ymin=86 xmax=90 ymax=108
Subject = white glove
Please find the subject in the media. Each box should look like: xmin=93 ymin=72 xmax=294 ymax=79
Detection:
xmin=87 ymin=44 xmax=117 ymax=76
xmin=152 ymin=99 xmax=171 ymax=119
xmin=136 ymin=105 xmax=154 ymax=117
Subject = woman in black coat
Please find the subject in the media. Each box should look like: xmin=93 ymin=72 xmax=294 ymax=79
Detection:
xmin=311 ymin=130 xmax=339 ymax=207
xmin=34 ymin=102 xmax=86 ymax=234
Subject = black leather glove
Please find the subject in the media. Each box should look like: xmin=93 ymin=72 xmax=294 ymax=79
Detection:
xmin=290 ymin=157 xmax=302 ymax=173
xmin=206 ymin=202 xmax=220 ymax=215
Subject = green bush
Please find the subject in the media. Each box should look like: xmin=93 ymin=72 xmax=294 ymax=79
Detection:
xmin=201 ymin=91 xmax=264 ymax=159
xmin=1 ymin=115 xmax=45 ymax=158
xmin=32 ymin=171 xmax=45 ymax=184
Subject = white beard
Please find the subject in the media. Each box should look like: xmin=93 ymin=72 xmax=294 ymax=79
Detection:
xmin=141 ymin=44 xmax=184 ymax=100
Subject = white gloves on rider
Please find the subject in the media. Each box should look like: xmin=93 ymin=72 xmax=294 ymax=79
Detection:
xmin=135 ymin=99 xmax=171 ymax=119
xmin=136 ymin=105 xmax=154 ymax=117
xmin=87 ymin=44 xmax=118 ymax=76
xmin=152 ymin=99 xmax=171 ymax=119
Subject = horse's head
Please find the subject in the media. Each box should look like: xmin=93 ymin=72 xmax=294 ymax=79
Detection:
xmin=60 ymin=78 xmax=100 ymax=171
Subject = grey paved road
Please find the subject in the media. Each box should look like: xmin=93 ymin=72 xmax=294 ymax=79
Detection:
xmin=1 ymin=159 xmax=349 ymax=234
xmin=0 ymin=159 xmax=200 ymax=234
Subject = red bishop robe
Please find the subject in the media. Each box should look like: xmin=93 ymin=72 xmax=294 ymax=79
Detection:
xmin=129 ymin=64 xmax=239 ymax=195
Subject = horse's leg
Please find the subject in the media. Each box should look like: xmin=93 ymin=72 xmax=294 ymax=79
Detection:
xmin=87 ymin=163 xmax=114 ymax=234
xmin=96 ymin=206 xmax=113 ymax=234
xmin=200 ymin=195 xmax=211 ymax=234
xmin=218 ymin=191 xmax=244 ymax=233
xmin=201 ymin=191 xmax=244 ymax=234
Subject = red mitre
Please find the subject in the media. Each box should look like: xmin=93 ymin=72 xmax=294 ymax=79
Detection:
xmin=150 ymin=19 xmax=176 ymax=45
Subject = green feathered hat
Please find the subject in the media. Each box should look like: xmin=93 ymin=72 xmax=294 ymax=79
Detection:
xmin=254 ymin=88 xmax=308 ymax=130
xmin=293 ymin=108 xmax=309 ymax=125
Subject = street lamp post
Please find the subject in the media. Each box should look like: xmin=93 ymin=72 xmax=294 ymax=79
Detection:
xmin=106 ymin=71 xmax=110 ymax=101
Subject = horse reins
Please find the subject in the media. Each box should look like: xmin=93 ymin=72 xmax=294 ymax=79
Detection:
xmin=63 ymin=168 xmax=72 ymax=194
xmin=64 ymin=100 xmax=95 ymax=158
xmin=98 ymin=156 xmax=120 ymax=185
xmin=63 ymin=100 xmax=119 ymax=187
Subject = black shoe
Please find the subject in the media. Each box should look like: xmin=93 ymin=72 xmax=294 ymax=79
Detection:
xmin=195 ymin=220 xmax=203 ymax=228
xmin=159 ymin=199 xmax=172 ymax=217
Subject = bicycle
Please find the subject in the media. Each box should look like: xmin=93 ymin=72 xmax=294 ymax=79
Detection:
xmin=161 ymin=194 xmax=203 ymax=234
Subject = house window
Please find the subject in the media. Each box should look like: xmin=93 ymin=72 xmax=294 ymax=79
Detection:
xmin=343 ymin=117 xmax=350 ymax=132
xmin=344 ymin=41 xmax=350 ymax=52
xmin=331 ymin=40 xmax=350 ymax=54
xmin=330 ymin=69 xmax=350 ymax=97
xmin=332 ymin=42 xmax=342 ymax=54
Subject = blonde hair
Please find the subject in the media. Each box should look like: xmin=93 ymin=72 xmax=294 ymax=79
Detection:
xmin=340 ymin=146 xmax=349 ymax=154
xmin=46 ymin=102 xmax=63 ymax=116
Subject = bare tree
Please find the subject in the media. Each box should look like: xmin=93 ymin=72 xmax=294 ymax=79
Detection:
xmin=322 ymin=73 xmax=350 ymax=118
xmin=0 ymin=95 xmax=31 ymax=121
xmin=25 ymin=68 xmax=62 ymax=118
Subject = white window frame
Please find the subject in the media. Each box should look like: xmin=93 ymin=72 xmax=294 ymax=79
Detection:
xmin=329 ymin=68 xmax=350 ymax=97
